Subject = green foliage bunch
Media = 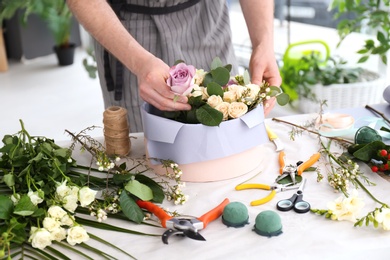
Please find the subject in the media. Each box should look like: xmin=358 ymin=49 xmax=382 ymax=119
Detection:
xmin=280 ymin=53 xmax=367 ymax=103
xmin=330 ymin=0 xmax=390 ymax=65
xmin=0 ymin=0 xmax=73 ymax=47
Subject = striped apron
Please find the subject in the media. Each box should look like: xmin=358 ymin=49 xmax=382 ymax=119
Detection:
xmin=94 ymin=0 xmax=238 ymax=132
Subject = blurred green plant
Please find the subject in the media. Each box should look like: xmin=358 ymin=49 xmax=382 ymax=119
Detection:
xmin=330 ymin=0 xmax=390 ymax=65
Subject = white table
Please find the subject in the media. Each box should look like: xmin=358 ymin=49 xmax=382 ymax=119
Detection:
xmin=62 ymin=109 xmax=390 ymax=260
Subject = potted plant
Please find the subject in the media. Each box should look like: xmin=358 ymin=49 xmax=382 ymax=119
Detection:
xmin=280 ymin=43 xmax=385 ymax=113
xmin=329 ymin=0 xmax=390 ymax=66
xmin=0 ymin=0 xmax=76 ymax=66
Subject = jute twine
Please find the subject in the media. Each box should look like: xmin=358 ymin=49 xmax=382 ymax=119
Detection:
xmin=103 ymin=106 xmax=131 ymax=156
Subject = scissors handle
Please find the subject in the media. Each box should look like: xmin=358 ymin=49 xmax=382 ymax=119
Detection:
xmin=276 ymin=193 xmax=310 ymax=213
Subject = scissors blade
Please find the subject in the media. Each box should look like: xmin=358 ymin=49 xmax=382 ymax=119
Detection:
xmin=162 ymin=229 xmax=206 ymax=244
xmin=266 ymin=125 xmax=284 ymax=152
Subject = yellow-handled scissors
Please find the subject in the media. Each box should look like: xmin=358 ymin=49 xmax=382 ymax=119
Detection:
xmin=235 ymin=183 xmax=300 ymax=206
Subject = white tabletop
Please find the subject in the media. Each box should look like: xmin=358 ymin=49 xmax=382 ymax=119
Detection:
xmin=60 ymin=110 xmax=390 ymax=260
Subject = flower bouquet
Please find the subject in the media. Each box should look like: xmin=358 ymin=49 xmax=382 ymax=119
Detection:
xmin=0 ymin=121 xmax=185 ymax=259
xmin=141 ymin=58 xmax=289 ymax=182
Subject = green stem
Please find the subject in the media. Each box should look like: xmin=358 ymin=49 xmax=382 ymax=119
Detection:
xmin=355 ymin=178 xmax=389 ymax=207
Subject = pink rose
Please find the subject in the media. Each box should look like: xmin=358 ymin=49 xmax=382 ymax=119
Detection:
xmin=167 ymin=63 xmax=196 ymax=96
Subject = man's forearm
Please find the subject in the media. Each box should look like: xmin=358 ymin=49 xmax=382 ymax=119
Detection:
xmin=239 ymin=0 xmax=275 ymax=48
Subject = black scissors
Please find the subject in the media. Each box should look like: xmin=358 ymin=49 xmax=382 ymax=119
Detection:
xmin=276 ymin=178 xmax=310 ymax=214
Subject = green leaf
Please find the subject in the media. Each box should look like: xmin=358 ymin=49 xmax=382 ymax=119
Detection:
xmin=113 ymin=173 xmax=134 ymax=185
xmin=276 ymin=93 xmax=290 ymax=106
xmin=124 ymin=180 xmax=153 ymax=201
xmin=119 ymin=191 xmax=145 ymax=223
xmin=53 ymin=148 xmax=69 ymax=158
xmin=210 ymin=57 xmax=223 ymax=70
xmin=3 ymin=173 xmax=15 ymax=187
xmin=210 ymin=67 xmax=230 ymax=86
xmin=0 ymin=195 xmax=14 ymax=220
xmin=135 ymin=175 xmax=164 ymax=203
xmin=13 ymin=195 xmax=37 ymax=216
xmin=243 ymin=70 xmax=250 ymax=85
xmin=207 ymin=82 xmax=224 ymax=97
xmin=351 ymin=141 xmax=387 ymax=162
xmin=196 ymin=104 xmax=223 ymax=127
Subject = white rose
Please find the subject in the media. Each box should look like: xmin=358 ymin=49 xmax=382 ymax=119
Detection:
xmin=201 ymin=86 xmax=209 ymax=100
xmin=223 ymin=91 xmax=237 ymax=103
xmin=48 ymin=205 xmax=67 ymax=219
xmin=28 ymin=190 xmax=44 ymax=205
xmin=43 ymin=217 xmax=61 ymax=232
xmin=63 ymin=194 xmax=78 ymax=213
xmin=67 ymin=226 xmax=89 ymax=246
xmin=193 ymin=69 xmax=207 ymax=85
xmin=56 ymin=180 xmax=71 ymax=198
xmin=190 ymin=84 xmax=203 ymax=98
xmin=60 ymin=214 xmax=75 ymax=227
xmin=215 ymin=102 xmax=230 ymax=121
xmin=78 ymin=187 xmax=98 ymax=207
xmin=69 ymin=186 xmax=80 ymax=197
xmin=375 ymin=208 xmax=390 ymax=230
xmin=228 ymin=102 xmax=248 ymax=119
xmin=29 ymin=228 xmax=52 ymax=249
xmin=50 ymin=227 xmax=67 ymax=242
xmin=207 ymin=95 xmax=223 ymax=108
xmin=228 ymin=84 xmax=245 ymax=97
xmin=246 ymin=83 xmax=260 ymax=99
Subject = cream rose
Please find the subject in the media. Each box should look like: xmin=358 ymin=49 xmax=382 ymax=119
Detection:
xmin=189 ymin=84 xmax=203 ymax=97
xmin=56 ymin=180 xmax=71 ymax=198
xmin=193 ymin=69 xmax=207 ymax=85
xmin=63 ymin=194 xmax=78 ymax=213
xmin=246 ymin=83 xmax=261 ymax=99
xmin=67 ymin=226 xmax=90 ymax=246
xmin=207 ymin=95 xmax=223 ymax=108
xmin=228 ymin=102 xmax=248 ymax=119
xmin=50 ymin=227 xmax=67 ymax=242
xmin=43 ymin=217 xmax=61 ymax=232
xmin=29 ymin=228 xmax=52 ymax=249
xmin=60 ymin=213 xmax=75 ymax=227
xmin=228 ymin=84 xmax=246 ymax=98
xmin=215 ymin=102 xmax=230 ymax=121
xmin=223 ymin=91 xmax=237 ymax=103
xmin=48 ymin=205 xmax=67 ymax=219
xmin=78 ymin=187 xmax=98 ymax=207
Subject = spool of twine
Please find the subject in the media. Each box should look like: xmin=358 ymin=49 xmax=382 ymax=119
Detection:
xmin=103 ymin=106 xmax=131 ymax=156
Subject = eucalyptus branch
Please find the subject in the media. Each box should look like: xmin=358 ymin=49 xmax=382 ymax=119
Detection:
xmin=365 ymin=105 xmax=390 ymax=126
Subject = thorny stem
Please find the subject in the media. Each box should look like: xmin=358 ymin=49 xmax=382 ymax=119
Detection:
xmin=272 ymin=117 xmax=354 ymax=145
xmin=365 ymin=105 xmax=390 ymax=126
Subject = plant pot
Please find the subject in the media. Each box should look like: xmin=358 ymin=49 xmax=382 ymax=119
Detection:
xmin=53 ymin=43 xmax=76 ymax=66
xmin=299 ymin=71 xmax=386 ymax=113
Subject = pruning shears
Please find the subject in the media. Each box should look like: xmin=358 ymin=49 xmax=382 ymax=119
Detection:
xmin=276 ymin=151 xmax=320 ymax=184
xmin=136 ymin=198 xmax=229 ymax=244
